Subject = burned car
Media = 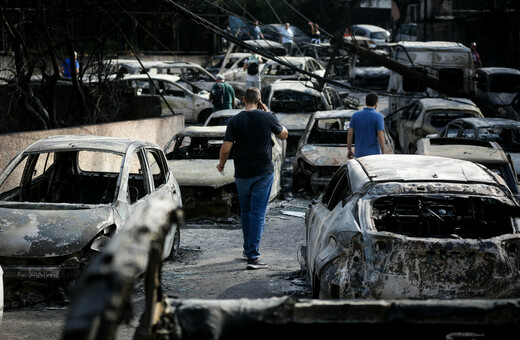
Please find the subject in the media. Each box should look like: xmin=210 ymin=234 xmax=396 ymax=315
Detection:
xmin=395 ymin=97 xmax=483 ymax=154
xmin=0 ymin=135 xmax=182 ymax=281
xmin=203 ymin=108 xmax=243 ymax=127
xmin=417 ymin=137 xmax=519 ymax=197
xmin=433 ymin=117 xmax=520 ymax=180
xmin=293 ymin=109 xmax=394 ymax=194
xmin=164 ymin=126 xmax=284 ymax=219
xmin=474 ymin=67 xmax=520 ymax=119
xmin=260 ymin=56 xmax=325 ymax=89
xmin=119 ymin=74 xmax=215 ymax=123
xmin=262 ymin=80 xmax=341 ymax=153
xmin=304 ymin=154 xmax=520 ymax=299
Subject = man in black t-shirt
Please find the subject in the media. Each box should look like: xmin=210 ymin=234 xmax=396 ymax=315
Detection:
xmin=217 ymin=87 xmax=288 ymax=269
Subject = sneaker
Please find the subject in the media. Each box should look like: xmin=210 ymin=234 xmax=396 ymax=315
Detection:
xmin=247 ymin=258 xmax=268 ymax=270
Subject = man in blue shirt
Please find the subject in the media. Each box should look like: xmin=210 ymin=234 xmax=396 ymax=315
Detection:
xmin=248 ymin=21 xmax=264 ymax=40
xmin=60 ymin=51 xmax=79 ymax=79
xmin=347 ymin=92 xmax=385 ymax=158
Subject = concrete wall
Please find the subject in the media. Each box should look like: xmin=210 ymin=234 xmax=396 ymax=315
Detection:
xmin=0 ymin=115 xmax=184 ymax=174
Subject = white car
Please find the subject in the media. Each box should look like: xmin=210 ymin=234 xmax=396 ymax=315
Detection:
xmin=260 ymin=56 xmax=325 ymax=88
xmin=119 ymin=74 xmax=214 ymax=123
xmin=204 ymin=52 xmax=254 ymax=96
xmin=349 ymin=24 xmax=391 ymax=48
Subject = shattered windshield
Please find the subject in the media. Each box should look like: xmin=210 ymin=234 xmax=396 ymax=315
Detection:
xmin=478 ymin=126 xmax=520 ymax=151
xmin=307 ymin=118 xmax=350 ymax=144
xmin=489 ymin=74 xmax=520 ymax=93
xmin=166 ymin=135 xmax=231 ymax=160
xmin=270 ymin=90 xmax=326 ymax=113
xmin=0 ymin=150 xmax=123 ymax=205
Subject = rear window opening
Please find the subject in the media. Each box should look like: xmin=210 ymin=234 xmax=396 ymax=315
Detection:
xmin=372 ymin=195 xmax=516 ymax=239
xmin=270 ymin=90 xmax=326 ymax=113
xmin=429 ymin=110 xmax=477 ymax=128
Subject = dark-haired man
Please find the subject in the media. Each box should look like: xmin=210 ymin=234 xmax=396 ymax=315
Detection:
xmin=217 ymin=87 xmax=288 ymax=269
xmin=347 ymin=92 xmax=385 ymax=159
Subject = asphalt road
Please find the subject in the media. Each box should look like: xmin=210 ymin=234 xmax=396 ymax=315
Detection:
xmin=0 ymin=192 xmax=313 ymax=340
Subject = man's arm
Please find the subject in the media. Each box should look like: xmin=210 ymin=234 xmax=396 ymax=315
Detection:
xmin=347 ymin=127 xmax=354 ymax=159
xmin=377 ymin=130 xmax=385 ymax=154
xmin=276 ymin=127 xmax=289 ymax=140
xmin=217 ymin=141 xmax=233 ymax=173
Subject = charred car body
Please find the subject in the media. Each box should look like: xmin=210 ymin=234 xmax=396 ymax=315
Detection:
xmin=165 ymin=126 xmax=284 ymax=218
xmin=0 ymin=135 xmax=182 ymax=281
xmin=304 ymin=154 xmax=520 ymax=299
xmin=293 ymin=109 xmax=394 ymax=194
xmin=394 ymin=97 xmax=483 ymax=154
xmin=262 ymin=80 xmax=341 ymax=154
xmin=417 ymin=137 xmax=519 ymax=197
xmin=474 ymin=67 xmax=520 ymax=119
xmin=433 ymin=117 xmax=520 ymax=180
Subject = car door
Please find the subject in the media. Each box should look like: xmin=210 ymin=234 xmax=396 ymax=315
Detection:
xmin=161 ymin=80 xmax=195 ymax=121
xmin=398 ymin=102 xmax=420 ymax=151
xmin=124 ymin=148 xmax=153 ymax=220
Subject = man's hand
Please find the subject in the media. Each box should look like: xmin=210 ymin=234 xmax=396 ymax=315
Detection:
xmin=257 ymin=100 xmax=268 ymax=111
xmin=347 ymin=151 xmax=354 ymax=159
xmin=216 ymin=164 xmax=224 ymax=173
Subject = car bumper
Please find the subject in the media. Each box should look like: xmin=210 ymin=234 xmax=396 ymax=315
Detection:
xmin=2 ymin=265 xmax=80 ymax=280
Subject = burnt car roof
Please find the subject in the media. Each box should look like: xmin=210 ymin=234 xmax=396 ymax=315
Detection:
xmin=181 ymin=125 xmax=227 ymax=137
xmin=314 ymin=109 xmax=357 ymax=119
xmin=207 ymin=109 xmax=242 ymax=119
xmin=356 ymin=154 xmax=499 ymax=184
xmin=450 ymin=117 xmax=520 ymax=128
xmin=22 ymin=135 xmax=156 ymax=154
xmin=415 ymin=98 xmax=481 ymax=111
xmin=269 ymin=80 xmax=322 ymax=95
xmin=418 ymin=138 xmax=509 ymax=164
xmin=476 ymin=67 xmax=520 ymax=76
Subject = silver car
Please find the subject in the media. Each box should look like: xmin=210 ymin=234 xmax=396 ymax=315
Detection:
xmin=0 ymin=135 xmax=182 ymax=281
xmin=304 ymin=154 xmax=520 ymax=299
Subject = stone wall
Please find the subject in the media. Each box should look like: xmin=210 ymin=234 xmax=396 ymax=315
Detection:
xmin=0 ymin=115 xmax=184 ymax=174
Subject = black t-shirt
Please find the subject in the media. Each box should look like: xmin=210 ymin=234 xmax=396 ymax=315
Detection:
xmin=224 ymin=109 xmax=283 ymax=178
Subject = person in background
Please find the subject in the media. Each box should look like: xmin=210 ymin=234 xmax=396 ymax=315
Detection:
xmin=243 ymin=51 xmax=263 ymax=90
xmin=209 ymin=74 xmax=236 ymax=112
xmin=308 ymin=22 xmax=321 ymax=44
xmin=279 ymin=22 xmax=294 ymax=56
xmin=470 ymin=42 xmax=482 ymax=69
xmin=248 ymin=20 xmax=264 ymax=40
xmin=60 ymin=51 xmax=79 ymax=79
xmin=217 ymin=87 xmax=288 ymax=270
xmin=347 ymin=92 xmax=385 ymax=159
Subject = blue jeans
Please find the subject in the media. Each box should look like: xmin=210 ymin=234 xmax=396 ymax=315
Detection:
xmin=235 ymin=173 xmax=274 ymax=260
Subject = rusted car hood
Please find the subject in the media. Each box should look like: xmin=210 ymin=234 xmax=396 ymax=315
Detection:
xmin=168 ymin=160 xmax=235 ymax=188
xmin=276 ymin=113 xmax=311 ymax=132
xmin=0 ymin=204 xmax=113 ymax=257
xmin=300 ymin=145 xmax=348 ymax=166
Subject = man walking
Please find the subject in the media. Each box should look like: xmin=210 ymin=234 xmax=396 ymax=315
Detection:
xmin=60 ymin=51 xmax=79 ymax=79
xmin=279 ymin=22 xmax=294 ymax=56
xmin=347 ymin=92 xmax=385 ymax=159
xmin=210 ymin=74 xmax=236 ymax=112
xmin=217 ymin=87 xmax=288 ymax=269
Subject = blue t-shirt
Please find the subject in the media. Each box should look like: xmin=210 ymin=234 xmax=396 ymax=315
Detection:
xmin=224 ymin=109 xmax=283 ymax=178
xmin=62 ymin=58 xmax=79 ymax=78
xmin=349 ymin=107 xmax=385 ymax=158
